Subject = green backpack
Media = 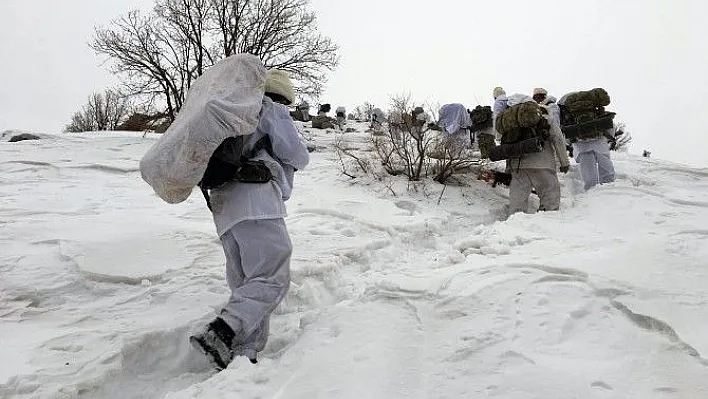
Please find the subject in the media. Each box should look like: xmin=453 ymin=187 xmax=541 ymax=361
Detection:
xmin=495 ymin=101 xmax=550 ymax=144
xmin=312 ymin=115 xmax=335 ymax=129
xmin=469 ymin=105 xmax=493 ymax=132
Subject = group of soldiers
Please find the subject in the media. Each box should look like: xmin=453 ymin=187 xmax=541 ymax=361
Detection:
xmin=290 ymin=86 xmax=618 ymax=214
xmin=492 ymin=87 xmax=617 ymax=211
xmin=291 ymin=102 xmax=347 ymax=130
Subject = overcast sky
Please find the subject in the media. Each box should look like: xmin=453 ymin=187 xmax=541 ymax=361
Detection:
xmin=2 ymin=0 xmax=707 ymax=167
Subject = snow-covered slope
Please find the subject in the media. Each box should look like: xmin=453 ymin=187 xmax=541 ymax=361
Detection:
xmin=1 ymin=125 xmax=706 ymax=398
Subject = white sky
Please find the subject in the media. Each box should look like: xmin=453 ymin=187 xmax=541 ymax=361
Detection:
xmin=2 ymin=0 xmax=707 ymax=167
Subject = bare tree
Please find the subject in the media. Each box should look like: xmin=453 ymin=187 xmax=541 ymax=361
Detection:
xmin=91 ymin=0 xmax=339 ymax=119
xmin=91 ymin=10 xmax=193 ymax=120
xmin=64 ymin=89 xmax=132 ymax=132
xmin=212 ymin=0 xmax=338 ymax=95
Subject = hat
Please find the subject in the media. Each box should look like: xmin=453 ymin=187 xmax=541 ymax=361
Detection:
xmin=265 ymin=69 xmax=295 ymax=105
xmin=533 ymin=87 xmax=548 ymax=96
xmin=493 ymin=87 xmax=505 ymax=99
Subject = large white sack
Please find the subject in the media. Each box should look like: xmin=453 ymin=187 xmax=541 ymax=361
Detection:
xmin=438 ymin=103 xmax=471 ymax=135
xmin=139 ymin=53 xmax=267 ymax=204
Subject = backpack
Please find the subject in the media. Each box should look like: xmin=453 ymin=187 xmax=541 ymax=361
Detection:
xmin=469 ymin=105 xmax=493 ymax=132
xmin=293 ymin=102 xmax=311 ymax=122
xmin=495 ymin=101 xmax=550 ymax=144
xmin=198 ymin=134 xmax=275 ymax=210
xmin=488 ymin=101 xmax=551 ymax=162
xmin=312 ymin=115 xmax=335 ymax=129
xmin=411 ymin=107 xmax=426 ymax=127
xmin=560 ymin=88 xmax=616 ymax=141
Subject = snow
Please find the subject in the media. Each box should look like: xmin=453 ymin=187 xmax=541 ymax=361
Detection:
xmin=1 ymin=125 xmax=707 ymax=398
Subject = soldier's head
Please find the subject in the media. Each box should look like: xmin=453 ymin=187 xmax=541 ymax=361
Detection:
xmin=493 ymin=87 xmax=505 ymax=100
xmin=532 ymin=88 xmax=548 ymax=104
xmin=265 ymin=69 xmax=295 ymax=106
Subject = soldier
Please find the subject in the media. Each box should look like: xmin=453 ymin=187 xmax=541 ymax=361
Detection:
xmin=532 ymin=88 xmax=561 ymax=125
xmin=190 ymin=69 xmax=310 ymax=368
xmin=438 ymin=103 xmax=472 ymax=158
xmin=335 ymin=106 xmax=347 ymax=130
xmin=410 ymin=106 xmax=427 ymax=139
xmin=558 ymin=91 xmax=617 ymax=190
xmin=492 ymin=86 xmax=508 ymax=136
xmin=469 ymin=105 xmax=495 ymax=159
xmin=370 ymin=108 xmax=386 ymax=134
xmin=311 ymin=103 xmax=335 ymax=129
xmin=507 ymin=106 xmax=570 ymax=213
xmin=294 ymin=101 xmax=311 ymax=122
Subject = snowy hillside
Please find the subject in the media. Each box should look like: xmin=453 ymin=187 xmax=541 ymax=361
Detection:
xmin=1 ymin=124 xmax=707 ymax=398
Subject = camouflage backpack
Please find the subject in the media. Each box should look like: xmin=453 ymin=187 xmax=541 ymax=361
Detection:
xmin=495 ymin=101 xmax=550 ymax=144
xmin=411 ymin=107 xmax=426 ymax=128
xmin=311 ymin=115 xmax=335 ymax=129
xmin=469 ymin=105 xmax=493 ymax=132
xmin=560 ymin=88 xmax=615 ymax=141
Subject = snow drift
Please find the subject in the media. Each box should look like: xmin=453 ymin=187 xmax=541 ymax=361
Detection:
xmin=1 ymin=124 xmax=707 ymax=398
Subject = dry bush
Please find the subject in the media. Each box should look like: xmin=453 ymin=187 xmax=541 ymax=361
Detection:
xmin=382 ymin=94 xmax=437 ymax=181
xmin=611 ymin=121 xmax=632 ymax=152
xmin=334 ymin=134 xmax=372 ymax=178
xmin=64 ymin=89 xmax=131 ymax=132
xmin=334 ymin=94 xmax=471 ymax=189
xmin=353 ymin=102 xmax=374 ymax=121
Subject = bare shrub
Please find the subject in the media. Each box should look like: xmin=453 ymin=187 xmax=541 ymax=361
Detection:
xmin=64 ymin=89 xmax=131 ymax=132
xmin=382 ymin=94 xmax=438 ymax=181
xmin=334 ymin=134 xmax=372 ymax=178
xmin=611 ymin=121 xmax=632 ymax=152
xmin=334 ymin=94 xmax=471 ymax=190
xmin=353 ymin=102 xmax=374 ymax=121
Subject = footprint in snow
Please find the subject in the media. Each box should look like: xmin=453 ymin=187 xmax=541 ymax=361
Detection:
xmin=394 ymin=200 xmax=418 ymax=215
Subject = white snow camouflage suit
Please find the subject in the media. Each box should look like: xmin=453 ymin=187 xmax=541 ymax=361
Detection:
xmin=208 ymin=96 xmax=310 ymax=360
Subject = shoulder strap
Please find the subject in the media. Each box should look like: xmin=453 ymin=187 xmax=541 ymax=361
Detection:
xmin=200 ymin=134 xmax=275 ymax=212
xmin=247 ymin=135 xmax=274 ymax=159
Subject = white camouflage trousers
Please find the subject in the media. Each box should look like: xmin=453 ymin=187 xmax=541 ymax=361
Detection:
xmin=576 ymin=149 xmax=616 ymax=190
xmin=219 ymin=218 xmax=292 ymax=360
xmin=509 ymin=169 xmax=561 ymax=214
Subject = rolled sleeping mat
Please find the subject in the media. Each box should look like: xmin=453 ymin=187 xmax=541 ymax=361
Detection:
xmin=562 ymin=112 xmax=616 ymax=140
xmin=488 ymin=137 xmax=544 ymax=162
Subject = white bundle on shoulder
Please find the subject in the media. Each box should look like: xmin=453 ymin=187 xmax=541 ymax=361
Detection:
xmin=139 ymin=54 xmax=267 ymax=204
xmin=438 ymin=103 xmax=471 ymax=135
xmin=506 ymin=93 xmax=535 ymax=107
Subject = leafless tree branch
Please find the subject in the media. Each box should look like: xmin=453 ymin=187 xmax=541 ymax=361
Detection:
xmin=90 ymin=0 xmax=339 ymax=120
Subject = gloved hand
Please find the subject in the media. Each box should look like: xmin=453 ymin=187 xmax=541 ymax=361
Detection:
xmin=559 ymin=165 xmax=570 ymax=174
xmin=608 ymin=137 xmax=617 ymax=151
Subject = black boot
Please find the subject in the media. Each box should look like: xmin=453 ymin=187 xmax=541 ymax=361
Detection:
xmin=190 ymin=317 xmax=236 ymax=370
